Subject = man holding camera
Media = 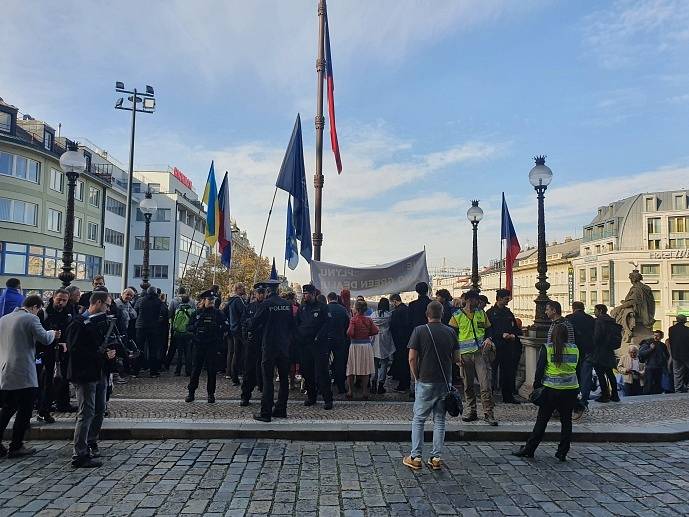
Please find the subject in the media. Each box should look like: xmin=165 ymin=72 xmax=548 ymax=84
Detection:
xmin=65 ymin=291 xmax=116 ymax=468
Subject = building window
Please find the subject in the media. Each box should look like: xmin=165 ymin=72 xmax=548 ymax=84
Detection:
xmin=180 ymin=235 xmax=207 ymax=257
xmin=589 ymin=267 xmax=598 ymax=282
xmin=87 ymin=222 xmax=98 ymax=242
xmin=49 ymin=168 xmax=63 ymax=193
xmin=0 ymin=152 xmax=40 ymax=183
xmin=645 ymin=196 xmax=657 ymax=212
xmin=579 ymin=291 xmax=586 ymax=303
xmin=0 ymin=242 xmax=100 ymax=279
xmin=669 ymin=238 xmax=688 ymax=249
xmin=590 ymin=291 xmax=598 ymax=306
xmin=134 ymin=264 xmax=168 ymax=279
xmin=607 ymin=242 xmax=614 ymax=252
xmin=75 ymin=180 xmax=84 ymax=201
xmin=601 ymin=265 xmax=609 ymax=281
xmin=135 ymin=236 xmax=170 ymax=250
xmin=647 ymin=217 xmax=661 ymax=234
xmin=578 ymin=269 xmax=586 ymax=283
xmin=47 ymin=208 xmax=62 ymax=233
xmin=88 ymin=186 xmax=100 ymax=207
xmin=652 ymin=290 xmax=661 ymax=307
xmin=0 ymin=197 xmax=38 ymax=226
xmin=640 ymin=264 xmax=660 ymax=276
xmin=74 ymin=217 xmax=82 ymax=238
xmin=104 ymin=260 xmax=123 ymax=277
xmin=105 ymin=196 xmax=126 ymax=217
xmin=83 ymin=152 xmax=91 ymax=173
xmin=44 ymin=130 xmax=54 ymax=151
xmin=132 ymin=182 xmax=142 ymax=193
xmin=104 ymin=228 xmax=124 ymax=247
xmin=584 ymin=227 xmax=593 ymax=241
xmin=672 ymin=290 xmax=689 ymax=307
xmin=669 ymin=216 xmax=688 ymax=234
xmin=671 ymin=264 xmax=689 ymax=277
xmin=148 ymin=183 xmax=161 ymax=194
xmin=602 ymin=290 xmax=610 ymax=305
xmin=136 ymin=207 xmax=171 ymax=222
xmin=584 ymin=247 xmax=591 ymax=256
xmin=673 ymin=194 xmax=687 ymax=211
xmin=648 ymin=239 xmax=661 ymax=250
xmin=0 ymin=112 xmax=11 ymax=132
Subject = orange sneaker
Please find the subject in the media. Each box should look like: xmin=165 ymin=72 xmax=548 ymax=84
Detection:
xmin=426 ymin=457 xmax=442 ymax=470
xmin=402 ymin=456 xmax=422 ymax=470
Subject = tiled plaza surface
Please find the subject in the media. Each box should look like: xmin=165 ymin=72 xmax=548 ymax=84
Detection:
xmin=1 ymin=439 xmax=689 ymax=516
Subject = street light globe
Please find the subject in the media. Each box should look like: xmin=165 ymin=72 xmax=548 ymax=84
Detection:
xmin=59 ymin=150 xmax=87 ymax=174
xmin=528 ymin=155 xmax=553 ymax=188
xmin=467 ymin=200 xmax=484 ymax=223
xmin=139 ymin=192 xmax=158 ymax=216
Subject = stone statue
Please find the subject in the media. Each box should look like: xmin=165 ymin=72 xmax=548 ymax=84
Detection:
xmin=610 ymin=270 xmax=655 ymax=344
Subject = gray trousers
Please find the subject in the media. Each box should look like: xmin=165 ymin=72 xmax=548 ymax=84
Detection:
xmin=73 ymin=375 xmax=107 ymax=459
xmin=674 ymin=358 xmax=689 ymax=391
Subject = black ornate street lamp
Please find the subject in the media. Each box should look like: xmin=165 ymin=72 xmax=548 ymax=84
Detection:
xmin=467 ymin=200 xmax=484 ymax=292
xmin=139 ymin=190 xmax=157 ymax=291
xmin=529 ymin=155 xmax=554 ymax=331
xmin=58 ymin=144 xmax=87 ymax=287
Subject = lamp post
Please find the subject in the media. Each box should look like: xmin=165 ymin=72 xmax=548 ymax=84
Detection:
xmin=139 ymin=190 xmax=157 ymax=291
xmin=114 ymin=82 xmax=156 ymax=293
xmin=529 ymin=155 xmax=553 ymax=331
xmin=467 ymin=200 xmax=484 ymax=292
xmin=58 ymin=144 xmax=87 ymax=287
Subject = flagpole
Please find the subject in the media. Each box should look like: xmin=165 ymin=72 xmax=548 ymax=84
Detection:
xmin=212 ymin=244 xmax=218 ymax=285
xmin=253 ymin=186 xmax=279 ymax=285
xmin=313 ymin=0 xmax=326 ymax=261
xmin=499 ymin=239 xmax=504 ymax=289
xmin=180 ymin=220 xmax=198 ymax=286
xmin=499 ymin=193 xmax=504 ymax=289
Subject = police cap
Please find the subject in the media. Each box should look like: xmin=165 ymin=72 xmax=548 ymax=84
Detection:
xmin=302 ymin=284 xmax=317 ymax=294
xmin=198 ymin=289 xmax=215 ymax=300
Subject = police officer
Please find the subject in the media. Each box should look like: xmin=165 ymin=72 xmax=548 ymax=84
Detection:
xmin=239 ymin=284 xmax=266 ymax=406
xmin=250 ymin=279 xmax=295 ymax=422
xmin=296 ymin=284 xmax=333 ymax=409
xmin=185 ymin=290 xmax=228 ymax=404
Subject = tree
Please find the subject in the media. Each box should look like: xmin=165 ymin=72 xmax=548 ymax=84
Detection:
xmin=179 ymin=244 xmax=270 ymax=300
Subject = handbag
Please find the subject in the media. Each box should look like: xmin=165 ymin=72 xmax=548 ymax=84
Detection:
xmin=426 ymin=324 xmax=463 ymax=417
xmin=528 ymin=386 xmax=546 ymax=407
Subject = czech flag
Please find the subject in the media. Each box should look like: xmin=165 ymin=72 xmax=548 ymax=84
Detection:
xmin=217 ymin=171 xmax=232 ymax=268
xmin=202 ymin=161 xmax=219 ymax=247
xmin=501 ymin=193 xmax=521 ymax=292
xmin=324 ymin=2 xmax=342 ymax=173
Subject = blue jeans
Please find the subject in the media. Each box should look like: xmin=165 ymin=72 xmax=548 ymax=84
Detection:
xmin=577 ymin=355 xmax=594 ymax=409
xmin=410 ymin=382 xmax=447 ymax=459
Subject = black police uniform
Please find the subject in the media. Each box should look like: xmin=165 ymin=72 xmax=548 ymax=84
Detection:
xmin=296 ymin=291 xmax=332 ymax=406
xmin=240 ymin=290 xmax=265 ymax=404
xmin=250 ymin=290 xmax=295 ymax=420
xmin=186 ymin=299 xmax=228 ymax=402
xmin=38 ymin=301 xmax=73 ymax=415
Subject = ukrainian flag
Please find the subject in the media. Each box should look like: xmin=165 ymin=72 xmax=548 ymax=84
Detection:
xmin=202 ymin=161 xmax=219 ymax=247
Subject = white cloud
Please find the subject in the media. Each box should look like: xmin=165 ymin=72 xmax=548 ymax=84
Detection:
xmin=583 ymin=0 xmax=689 ymax=69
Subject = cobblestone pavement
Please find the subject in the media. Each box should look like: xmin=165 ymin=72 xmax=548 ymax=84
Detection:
xmin=1 ymin=439 xmax=689 ymax=516
xmin=43 ymin=372 xmax=689 ymax=425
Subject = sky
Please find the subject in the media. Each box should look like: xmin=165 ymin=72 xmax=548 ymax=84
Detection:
xmin=2 ymin=0 xmax=689 ymax=284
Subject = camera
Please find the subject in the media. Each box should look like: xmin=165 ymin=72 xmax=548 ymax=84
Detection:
xmin=88 ymin=313 xmax=140 ymax=362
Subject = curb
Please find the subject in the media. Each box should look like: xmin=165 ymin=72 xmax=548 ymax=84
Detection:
xmin=13 ymin=420 xmax=689 ymax=443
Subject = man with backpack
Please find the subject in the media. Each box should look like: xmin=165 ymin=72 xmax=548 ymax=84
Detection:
xmin=166 ymin=295 xmax=195 ymax=376
xmin=591 ymin=304 xmax=622 ymax=402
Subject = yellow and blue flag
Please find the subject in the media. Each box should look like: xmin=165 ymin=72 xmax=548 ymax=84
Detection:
xmin=202 ymin=161 xmax=219 ymax=247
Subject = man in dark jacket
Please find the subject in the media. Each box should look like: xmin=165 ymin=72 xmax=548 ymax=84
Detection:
xmin=185 ymin=291 xmax=228 ymax=403
xmin=639 ymin=330 xmax=669 ymax=395
xmin=240 ymin=286 xmax=266 ymax=406
xmin=592 ymin=304 xmax=621 ymax=402
xmin=669 ymin=314 xmax=689 ymax=392
xmin=65 ymin=291 xmax=116 ymax=468
xmin=251 ymin=280 xmax=295 ymax=422
xmin=435 ymin=289 xmax=454 ymax=326
xmin=390 ymin=293 xmax=413 ymax=391
xmin=486 ymin=289 xmax=521 ymax=404
xmin=327 ymin=291 xmax=350 ymax=395
xmin=224 ymin=283 xmax=247 ymax=385
xmin=409 ymin=282 xmax=432 ymax=329
xmin=77 ymin=275 xmax=105 ymax=312
xmin=37 ymin=289 xmax=72 ymax=423
xmin=296 ymin=284 xmax=332 ymax=408
xmin=134 ymin=286 xmax=164 ymax=377
xmin=566 ymin=301 xmax=595 ymax=409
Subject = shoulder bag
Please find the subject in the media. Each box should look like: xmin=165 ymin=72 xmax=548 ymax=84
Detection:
xmin=426 ymin=324 xmax=463 ymax=417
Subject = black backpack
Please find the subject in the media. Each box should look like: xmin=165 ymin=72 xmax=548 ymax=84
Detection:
xmin=609 ymin=322 xmax=623 ymax=350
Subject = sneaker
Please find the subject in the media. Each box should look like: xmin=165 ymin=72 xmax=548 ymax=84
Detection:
xmin=484 ymin=414 xmax=498 ymax=426
xmin=324 ymin=401 xmax=333 ymax=410
xmin=426 ymin=457 xmax=442 ymax=470
xmin=185 ymin=392 xmax=195 ymax=403
xmin=462 ymin=412 xmax=478 ymax=423
xmin=555 ymin=451 xmax=567 ymax=462
xmin=6 ymin=446 xmax=35 ymax=458
xmin=37 ymin=413 xmax=56 ymax=424
xmin=253 ymin=413 xmax=271 ymax=423
xmin=402 ymin=456 xmax=422 ymax=470
xmin=232 ymin=379 xmax=241 ymax=387
xmin=208 ymin=394 xmax=216 ymax=404
xmin=225 ymin=375 xmax=232 ymax=380
xmin=88 ymin=444 xmax=101 ymax=458
xmin=239 ymin=399 xmax=250 ymax=407
xmin=72 ymin=456 xmax=102 ymax=468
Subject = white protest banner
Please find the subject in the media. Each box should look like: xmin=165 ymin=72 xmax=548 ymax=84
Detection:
xmin=309 ymin=250 xmax=430 ymax=297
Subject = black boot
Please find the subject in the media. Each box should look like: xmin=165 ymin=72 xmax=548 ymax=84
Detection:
xmin=511 ymin=446 xmax=534 ymax=458
xmin=377 ymin=383 xmax=386 ymax=395
xmin=185 ymin=391 xmax=195 ymax=403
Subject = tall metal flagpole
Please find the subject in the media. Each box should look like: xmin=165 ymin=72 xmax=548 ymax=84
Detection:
xmin=499 ymin=237 xmax=504 ymax=289
xmin=253 ymin=186 xmax=279 ymax=285
xmin=180 ymin=219 xmax=198 ymax=284
xmin=313 ymin=0 xmax=326 ymax=261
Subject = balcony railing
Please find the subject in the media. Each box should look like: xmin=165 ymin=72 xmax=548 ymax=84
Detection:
xmin=583 ymin=228 xmax=618 ymax=243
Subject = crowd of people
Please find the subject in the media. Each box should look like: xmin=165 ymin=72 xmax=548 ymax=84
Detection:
xmin=0 ymin=272 xmax=688 ymax=471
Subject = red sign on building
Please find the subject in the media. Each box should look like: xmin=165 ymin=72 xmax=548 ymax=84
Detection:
xmin=172 ymin=167 xmax=193 ymax=190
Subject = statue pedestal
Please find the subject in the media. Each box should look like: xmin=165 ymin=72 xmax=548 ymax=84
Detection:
xmin=629 ymin=324 xmax=654 ymax=350
xmin=518 ymin=328 xmax=545 ymax=399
